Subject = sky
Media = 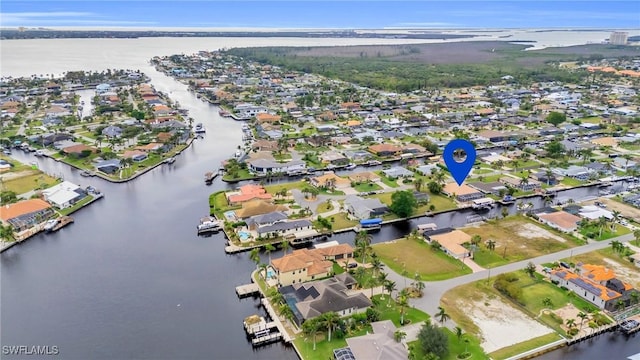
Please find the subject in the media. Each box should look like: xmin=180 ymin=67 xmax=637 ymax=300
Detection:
xmin=1 ymin=1 xmax=639 ymax=29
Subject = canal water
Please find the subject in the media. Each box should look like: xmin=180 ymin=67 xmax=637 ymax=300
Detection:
xmin=1 ymin=37 xmax=637 ymax=359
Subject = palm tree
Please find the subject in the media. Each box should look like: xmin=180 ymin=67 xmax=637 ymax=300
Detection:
xmin=566 ymin=318 xmax=576 ymax=329
xmin=633 ymin=229 xmax=640 ymax=246
xmin=394 ymin=330 xmax=407 ymax=343
xmin=355 ymin=231 xmax=372 ymax=264
xmin=630 ymin=291 xmax=639 ymax=305
xmin=616 ymin=299 xmax=626 ymax=312
xmin=577 ymin=312 xmax=588 ymax=331
xmin=454 ymin=326 xmax=463 ymax=342
xmin=397 ymin=289 xmax=409 ymax=325
xmin=281 ymin=240 xmax=290 ymax=256
xmin=597 ymin=216 xmax=608 ymax=239
xmin=249 ymin=248 xmax=260 ymax=268
xmin=436 ymin=306 xmax=450 ymax=325
xmin=264 ymin=243 xmax=276 ymax=264
xmin=414 ymin=177 xmax=424 ymax=192
xmin=258 ymin=263 xmax=268 ymax=281
xmin=542 ymin=297 xmax=553 ymax=308
xmin=471 ymin=235 xmax=481 ymax=247
xmin=302 ymin=319 xmax=320 ymax=351
xmin=611 ymin=240 xmax=623 ymax=254
xmin=320 ymin=312 xmax=340 ymax=342
xmin=371 ymin=257 xmax=383 ymax=277
xmin=384 ymin=280 xmax=396 ymax=305
xmin=486 ymin=239 xmax=496 ymax=251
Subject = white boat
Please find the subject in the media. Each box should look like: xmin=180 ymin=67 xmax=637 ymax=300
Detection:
xmin=345 ymin=163 xmax=356 ymax=170
xmin=165 ymin=157 xmax=176 ymax=164
xmin=194 ymin=123 xmax=206 ymax=133
xmin=197 ymin=217 xmax=222 ymax=234
xmin=44 ymin=219 xmax=59 ymax=231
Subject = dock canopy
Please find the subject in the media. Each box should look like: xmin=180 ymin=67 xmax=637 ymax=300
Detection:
xmin=360 ymin=218 xmax=382 ymax=226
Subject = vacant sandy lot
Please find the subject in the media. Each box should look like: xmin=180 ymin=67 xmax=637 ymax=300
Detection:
xmin=0 ymin=169 xmax=37 ymax=181
xmin=602 ymin=258 xmax=640 ymax=288
xmin=463 ymin=296 xmax=554 ymax=353
xmin=590 ymin=197 xmax=640 ymax=222
xmin=516 ymin=223 xmax=567 ymax=243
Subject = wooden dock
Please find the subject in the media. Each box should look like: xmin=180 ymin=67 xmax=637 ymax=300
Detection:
xmin=261 ymin=298 xmax=292 ymax=343
xmin=236 ymin=283 xmax=260 ymax=298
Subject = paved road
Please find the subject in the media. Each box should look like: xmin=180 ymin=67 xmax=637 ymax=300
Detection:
xmin=381 ymin=232 xmax=637 ymax=317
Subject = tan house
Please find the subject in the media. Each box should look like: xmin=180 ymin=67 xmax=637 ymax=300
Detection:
xmin=426 ymin=230 xmax=472 ymax=259
xmin=442 ymin=183 xmax=484 ymax=202
xmin=348 ymin=171 xmax=381 ymax=183
xmin=309 ymin=172 xmax=351 ymax=189
xmin=271 ymin=244 xmax=354 ymax=286
xmin=538 ymin=211 xmax=581 ymax=232
xmin=368 ymin=144 xmax=401 ymax=157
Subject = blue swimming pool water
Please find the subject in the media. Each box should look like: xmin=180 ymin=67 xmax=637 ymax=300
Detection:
xmin=238 ymin=231 xmax=250 ymax=241
xmin=267 ymin=269 xmax=275 ymax=279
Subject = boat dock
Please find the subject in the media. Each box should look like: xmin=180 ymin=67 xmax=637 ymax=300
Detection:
xmin=260 ymin=298 xmax=292 ymax=343
xmin=51 ymin=216 xmax=74 ymax=231
xmin=243 ymin=314 xmax=284 ymax=346
xmin=235 ymin=283 xmax=260 ymax=298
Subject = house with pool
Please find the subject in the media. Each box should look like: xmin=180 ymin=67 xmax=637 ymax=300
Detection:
xmin=270 ymin=243 xmax=354 ymax=287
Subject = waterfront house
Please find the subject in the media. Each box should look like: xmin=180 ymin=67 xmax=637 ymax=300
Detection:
xmin=271 ymin=248 xmax=334 ymax=286
xmin=347 ymin=171 xmax=381 ymax=183
xmin=62 ymin=144 xmax=96 ymax=157
xmin=382 ymin=166 xmax=414 ymax=179
xmin=368 ymin=144 xmax=401 ymax=157
xmin=226 ymin=184 xmax=272 ymax=206
xmin=278 ymin=274 xmax=371 ymax=325
xmin=424 ymin=229 xmax=472 ymax=260
xmin=0 ymin=199 xmax=54 ymax=231
xmin=550 ymin=265 xmax=637 ymax=311
xmin=257 ymin=219 xmax=313 ymax=239
xmin=537 ymin=211 xmax=581 ymax=232
xmin=247 ymin=158 xmax=306 ymax=175
xmin=343 ymin=150 xmax=373 ymax=162
xmin=500 ymin=176 xmax=541 ymax=192
xmin=95 ymin=159 xmax=121 ymax=174
xmin=442 ymin=183 xmax=484 ymax=202
xmin=41 ymin=181 xmax=86 ymax=209
xmin=246 ymin=211 xmax=288 ymax=231
xmin=336 ymin=320 xmax=408 ymax=360
xmin=309 ymin=172 xmax=351 ymax=189
xmin=343 ymin=195 xmax=388 ymax=220
xmin=321 ymin=152 xmax=350 ymax=166
xmin=533 ymin=171 xmax=559 ymax=186
xmin=122 ymin=150 xmax=149 ymax=162
xmin=468 ymin=181 xmax=508 ymax=196
xmin=234 ymin=200 xmax=287 ymax=219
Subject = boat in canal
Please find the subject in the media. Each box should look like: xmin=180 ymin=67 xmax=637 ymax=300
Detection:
xmin=164 ymin=157 xmax=176 ymax=164
xmin=44 ymin=216 xmax=74 ymax=232
xmin=205 ymin=172 xmax=218 ymax=184
xmin=193 ymin=123 xmax=206 ymax=133
xmin=197 ymin=216 xmax=222 ymax=234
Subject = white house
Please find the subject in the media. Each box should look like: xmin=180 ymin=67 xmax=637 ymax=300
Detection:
xmin=41 ymin=181 xmax=86 ymax=209
xmin=248 ymin=158 xmax=306 ymax=175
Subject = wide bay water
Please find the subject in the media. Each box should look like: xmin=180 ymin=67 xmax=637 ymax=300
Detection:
xmin=1 ymin=35 xmax=639 ymax=359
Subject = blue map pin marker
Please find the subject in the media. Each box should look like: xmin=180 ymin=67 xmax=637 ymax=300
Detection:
xmin=443 ymin=139 xmax=476 ymax=186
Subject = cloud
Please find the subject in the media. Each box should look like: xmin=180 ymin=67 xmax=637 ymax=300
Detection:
xmin=389 ymin=22 xmax=461 ymax=28
xmin=0 ymin=11 xmax=155 ymax=27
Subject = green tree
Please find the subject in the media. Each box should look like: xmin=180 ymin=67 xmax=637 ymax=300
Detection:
xmin=397 ymin=289 xmax=410 ymax=325
xmin=320 ymin=312 xmax=340 ymax=342
xmin=633 ymin=229 xmax=640 ymax=246
xmin=417 ymin=321 xmax=449 ymax=359
xmin=486 ymin=239 xmax=496 ymax=251
xmin=436 ymin=306 xmax=450 ymax=325
xmin=427 ymin=181 xmax=442 ymax=194
xmin=546 ymin=111 xmax=566 ymax=127
xmin=249 ymin=248 xmax=260 ymax=268
xmin=577 ymin=312 xmax=588 ymax=331
xmin=545 ymin=141 xmax=565 ymax=159
xmin=355 ymin=230 xmax=373 ymax=264
xmin=394 ymin=330 xmax=407 ymax=343
xmin=414 ymin=177 xmax=424 ymax=192
xmin=390 ymin=190 xmax=417 ymax=218
xmin=302 ymin=318 xmax=320 ymax=351
xmin=264 ymin=243 xmax=276 ymax=264
xmin=542 ymin=297 xmax=553 ymax=308
xmin=384 ymin=280 xmax=397 ymax=304
xmin=524 ymin=261 xmax=537 ymax=278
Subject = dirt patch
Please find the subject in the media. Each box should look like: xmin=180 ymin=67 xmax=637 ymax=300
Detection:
xmin=601 ymin=258 xmax=640 ymax=288
xmin=552 ymin=304 xmax=590 ymax=337
xmin=463 ymin=296 xmax=554 ymax=353
xmin=0 ymin=169 xmax=37 ymax=181
xmin=515 ymin=223 xmax=567 ymax=243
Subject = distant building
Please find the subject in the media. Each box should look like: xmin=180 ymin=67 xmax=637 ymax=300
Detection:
xmin=609 ymin=32 xmax=628 ymax=45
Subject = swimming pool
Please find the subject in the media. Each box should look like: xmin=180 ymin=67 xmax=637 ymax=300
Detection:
xmin=238 ymin=231 xmax=251 ymax=241
xmin=266 ymin=269 xmax=275 ymax=279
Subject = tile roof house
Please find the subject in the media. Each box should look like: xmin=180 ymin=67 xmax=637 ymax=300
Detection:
xmin=424 ymin=229 xmax=472 ymax=259
xmin=382 ymin=166 xmax=414 ymax=178
xmin=309 ymin=172 xmax=351 ymax=189
xmin=0 ymin=199 xmax=54 ymax=231
xmin=368 ymin=144 xmax=401 ymax=157
xmin=279 ymin=273 xmax=371 ymax=325
xmin=338 ymin=320 xmax=409 ymax=360
xmin=62 ymin=144 xmax=96 ymax=156
xmin=122 ymin=150 xmax=149 ymax=162
xmin=271 ymin=244 xmax=354 ymax=287
xmin=348 ymin=171 xmax=381 ymax=183
xmin=95 ymin=159 xmax=121 ymax=174
xmin=234 ymin=199 xmax=287 ymax=219
xmin=442 ymin=183 xmax=484 ymax=202
xmin=226 ymin=184 xmax=272 ymax=205
xmin=101 ymin=125 xmax=123 ymax=138
xmin=537 ymin=211 xmax=581 ymax=232
xmin=550 ymin=266 xmax=637 ymax=311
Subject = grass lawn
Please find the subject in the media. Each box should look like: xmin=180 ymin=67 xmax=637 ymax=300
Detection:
xmin=316 ymin=200 xmax=334 ymax=213
xmin=462 ymin=216 xmax=574 ymax=268
xmin=352 ymin=182 xmax=382 ymax=192
xmin=371 ymin=294 xmax=430 ymax=327
xmin=374 ymin=238 xmax=472 ymax=281
xmin=472 ymin=168 xmax=494 ymax=175
xmin=408 ymin=327 xmax=489 ymax=360
xmin=3 ymin=172 xmax=59 ymax=194
xmin=264 ymin=181 xmax=306 ymax=194
xmin=222 ymin=168 xmax=255 ymax=181
xmin=59 ymin=195 xmax=94 ymax=216
xmin=579 ymin=223 xmax=631 ymax=241
xmin=425 ymin=194 xmax=458 ymax=212
xmin=377 ymin=174 xmax=400 ymax=188
xmin=578 ymin=116 xmax=603 ymax=124
xmin=488 ymin=333 xmax=562 ymax=360
xmin=325 ymin=212 xmax=359 ymax=231
xmin=560 ymin=177 xmax=584 ymax=187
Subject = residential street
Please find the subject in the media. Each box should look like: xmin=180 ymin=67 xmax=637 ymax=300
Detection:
xmin=381 ymin=232 xmax=636 ymax=318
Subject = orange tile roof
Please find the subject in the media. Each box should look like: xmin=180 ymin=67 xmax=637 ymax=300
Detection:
xmin=368 ymin=143 xmax=401 ymax=154
xmin=443 ymin=183 xmax=480 ymax=196
xmin=62 ymin=144 xmax=95 ymax=154
xmin=271 ymin=245 xmax=350 ymax=274
xmin=315 ymin=243 xmax=354 ymax=257
xmin=552 ymin=269 xmax=621 ymax=301
xmin=256 ymin=113 xmax=282 ymax=123
xmin=538 ymin=211 xmax=581 ymax=231
xmin=0 ymin=199 xmax=51 ymax=221
xmin=580 ymin=264 xmax=616 ymax=282
xmin=429 ymin=230 xmax=471 ymax=256
xmin=227 ymin=184 xmax=272 ymax=204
